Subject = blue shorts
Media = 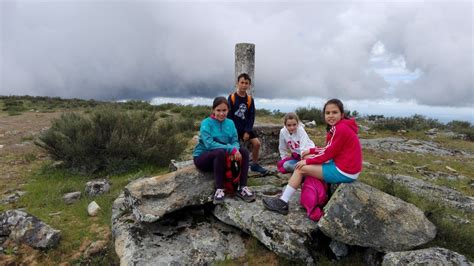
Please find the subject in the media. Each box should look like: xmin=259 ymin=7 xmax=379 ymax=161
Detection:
xmin=322 ymin=160 xmax=356 ymax=184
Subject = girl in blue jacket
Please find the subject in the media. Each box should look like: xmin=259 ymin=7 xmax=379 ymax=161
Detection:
xmin=193 ymin=97 xmax=256 ymax=204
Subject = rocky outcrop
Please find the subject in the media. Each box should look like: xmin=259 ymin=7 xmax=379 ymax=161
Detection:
xmin=318 ymin=181 xmax=436 ymax=252
xmin=112 ymin=193 xmax=247 ymax=265
xmin=385 ymin=174 xmax=474 ymax=213
xmin=124 ymin=166 xmax=215 ymax=223
xmin=360 ymin=137 xmax=471 ymax=157
xmin=382 ymin=247 xmax=472 ymax=265
xmin=213 ymin=185 xmax=318 ymax=264
xmin=113 ymin=167 xmax=447 ymax=263
xmin=0 ymin=210 xmax=61 ymax=249
xmin=244 ymin=124 xmax=280 ymax=164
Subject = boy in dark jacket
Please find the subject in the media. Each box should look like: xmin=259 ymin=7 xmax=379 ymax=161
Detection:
xmin=227 ymin=73 xmax=268 ymax=174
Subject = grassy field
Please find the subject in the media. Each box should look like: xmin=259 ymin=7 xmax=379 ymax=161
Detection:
xmin=0 ymin=96 xmax=472 ymax=264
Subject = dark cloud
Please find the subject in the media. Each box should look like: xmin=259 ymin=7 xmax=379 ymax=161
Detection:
xmin=1 ymin=1 xmax=472 ymax=107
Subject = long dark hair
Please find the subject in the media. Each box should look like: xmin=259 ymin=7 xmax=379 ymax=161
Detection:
xmin=323 ymin=98 xmax=348 ymax=131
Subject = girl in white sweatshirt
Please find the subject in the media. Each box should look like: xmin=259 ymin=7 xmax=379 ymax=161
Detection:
xmin=277 ymin=112 xmax=315 ymax=173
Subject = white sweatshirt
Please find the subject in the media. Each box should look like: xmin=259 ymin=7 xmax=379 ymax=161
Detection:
xmin=278 ymin=125 xmax=315 ymax=159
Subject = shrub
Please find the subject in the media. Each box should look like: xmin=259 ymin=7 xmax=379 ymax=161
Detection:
xmin=295 ymin=107 xmax=325 ymax=124
xmin=372 ymin=114 xmax=444 ymax=132
xmin=35 ymin=106 xmax=190 ymax=174
xmin=2 ymin=98 xmax=27 ymax=115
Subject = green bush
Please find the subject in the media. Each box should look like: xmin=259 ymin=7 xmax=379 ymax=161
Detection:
xmin=295 ymin=107 xmax=325 ymax=124
xmin=35 ymin=106 xmax=190 ymax=174
xmin=372 ymin=114 xmax=444 ymax=132
xmin=2 ymin=98 xmax=27 ymax=115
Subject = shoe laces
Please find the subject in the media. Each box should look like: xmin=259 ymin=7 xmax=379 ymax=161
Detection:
xmin=240 ymin=186 xmax=253 ymax=196
xmin=215 ymin=188 xmax=225 ymax=198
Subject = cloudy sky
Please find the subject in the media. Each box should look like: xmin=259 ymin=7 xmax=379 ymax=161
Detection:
xmin=1 ymin=0 xmax=473 ymax=120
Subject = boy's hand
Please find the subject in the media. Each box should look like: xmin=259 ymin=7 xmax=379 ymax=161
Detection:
xmin=243 ymin=132 xmax=250 ymax=141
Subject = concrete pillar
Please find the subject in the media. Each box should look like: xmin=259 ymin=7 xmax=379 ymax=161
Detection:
xmin=235 ymin=43 xmax=255 ymax=96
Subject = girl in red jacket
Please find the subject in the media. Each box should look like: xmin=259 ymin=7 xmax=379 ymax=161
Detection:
xmin=263 ymin=99 xmax=362 ymax=215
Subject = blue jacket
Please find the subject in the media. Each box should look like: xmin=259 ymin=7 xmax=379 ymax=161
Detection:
xmin=193 ymin=116 xmax=240 ymax=157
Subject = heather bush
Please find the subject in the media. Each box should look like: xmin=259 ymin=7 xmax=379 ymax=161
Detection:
xmin=372 ymin=114 xmax=444 ymax=132
xmin=295 ymin=107 xmax=325 ymax=124
xmin=35 ymin=106 xmax=190 ymax=174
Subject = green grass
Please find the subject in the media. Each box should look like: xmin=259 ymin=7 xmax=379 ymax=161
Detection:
xmin=6 ymin=163 xmax=168 ymax=264
xmin=362 ymin=148 xmax=474 ymax=196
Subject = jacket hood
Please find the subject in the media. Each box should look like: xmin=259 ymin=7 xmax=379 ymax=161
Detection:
xmin=338 ymin=118 xmax=359 ymax=134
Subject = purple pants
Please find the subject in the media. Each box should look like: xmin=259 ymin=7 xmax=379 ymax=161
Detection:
xmin=194 ymin=148 xmax=249 ymax=189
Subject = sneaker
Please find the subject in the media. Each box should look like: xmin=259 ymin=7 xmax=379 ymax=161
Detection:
xmin=236 ymin=186 xmax=256 ymax=202
xmin=213 ymin=189 xmax=225 ymax=205
xmin=250 ymin=163 xmax=269 ymax=174
xmin=262 ymin=197 xmax=289 ymax=215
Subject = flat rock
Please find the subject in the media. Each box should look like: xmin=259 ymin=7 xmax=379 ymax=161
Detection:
xmin=382 ymin=247 xmax=472 ymax=265
xmin=385 ymin=174 xmax=474 ymax=213
xmin=213 ymin=185 xmax=318 ymax=264
xmin=318 ymin=181 xmax=436 ymax=252
xmin=124 ymin=166 xmax=215 ymax=223
xmin=0 ymin=210 xmax=61 ymax=249
xmin=63 ymin=191 xmax=81 ymax=204
xmin=360 ymin=137 xmax=471 ymax=157
xmin=112 ymin=194 xmax=247 ymax=265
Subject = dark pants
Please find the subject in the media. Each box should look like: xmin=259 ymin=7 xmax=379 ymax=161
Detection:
xmin=194 ymin=148 xmax=249 ymax=189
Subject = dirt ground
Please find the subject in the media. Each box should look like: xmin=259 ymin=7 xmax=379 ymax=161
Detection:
xmin=0 ymin=112 xmax=60 ymax=196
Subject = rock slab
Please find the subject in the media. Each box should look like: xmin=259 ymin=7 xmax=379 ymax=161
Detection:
xmin=112 ymin=194 xmax=246 ymax=265
xmin=124 ymin=166 xmax=215 ymax=223
xmin=382 ymin=247 xmax=472 ymax=265
xmin=213 ymin=185 xmax=318 ymax=264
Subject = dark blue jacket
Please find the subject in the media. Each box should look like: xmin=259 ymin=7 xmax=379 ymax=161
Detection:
xmin=227 ymin=93 xmax=255 ymax=134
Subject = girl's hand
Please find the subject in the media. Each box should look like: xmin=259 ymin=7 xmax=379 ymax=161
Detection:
xmin=301 ymin=150 xmax=309 ymax=157
xmin=295 ymin=160 xmax=307 ymax=170
xmin=233 ymin=151 xmax=242 ymax=161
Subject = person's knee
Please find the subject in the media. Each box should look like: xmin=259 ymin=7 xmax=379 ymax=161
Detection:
xmin=283 ymin=161 xmax=295 ymax=172
xmin=215 ymin=149 xmax=226 ymax=159
xmin=239 ymin=147 xmax=249 ymax=157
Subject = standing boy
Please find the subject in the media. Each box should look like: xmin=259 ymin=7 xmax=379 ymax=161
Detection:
xmin=228 ymin=73 xmax=269 ymax=174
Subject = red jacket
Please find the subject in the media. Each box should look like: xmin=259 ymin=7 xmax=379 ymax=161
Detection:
xmin=306 ymin=118 xmax=362 ymax=175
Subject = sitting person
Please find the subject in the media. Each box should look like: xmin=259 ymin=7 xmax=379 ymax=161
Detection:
xmin=227 ymin=73 xmax=269 ymax=174
xmin=193 ymin=96 xmax=256 ymax=204
xmin=263 ymin=99 xmax=362 ymax=215
xmin=277 ymin=112 xmax=316 ymax=173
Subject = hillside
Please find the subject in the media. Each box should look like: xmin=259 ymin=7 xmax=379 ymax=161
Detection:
xmin=0 ymin=96 xmax=472 ymax=264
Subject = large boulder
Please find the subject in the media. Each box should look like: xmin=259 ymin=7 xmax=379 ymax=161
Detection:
xmin=124 ymin=166 xmax=215 ymax=223
xmin=0 ymin=210 xmax=61 ymax=249
xmin=112 ymin=193 xmax=246 ymax=265
xmin=382 ymin=247 xmax=472 ymax=265
xmin=213 ymin=185 xmax=318 ymax=264
xmin=318 ymin=181 xmax=436 ymax=252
